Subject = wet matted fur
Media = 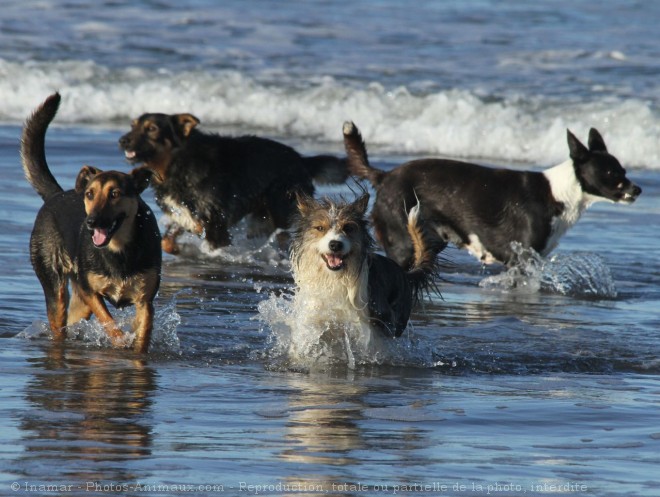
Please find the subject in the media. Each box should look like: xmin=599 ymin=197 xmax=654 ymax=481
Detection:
xmin=290 ymin=193 xmax=439 ymax=338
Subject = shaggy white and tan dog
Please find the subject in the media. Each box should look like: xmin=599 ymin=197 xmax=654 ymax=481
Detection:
xmin=289 ymin=193 xmax=438 ymax=350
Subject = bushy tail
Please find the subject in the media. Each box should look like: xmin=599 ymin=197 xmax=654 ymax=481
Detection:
xmin=405 ymin=202 xmax=443 ymax=299
xmin=342 ymin=121 xmax=386 ymax=187
xmin=302 ymin=154 xmax=349 ymax=184
xmin=21 ymin=93 xmax=63 ymax=201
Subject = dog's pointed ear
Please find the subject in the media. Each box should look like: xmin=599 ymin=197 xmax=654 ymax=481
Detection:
xmin=353 ymin=193 xmax=370 ymax=217
xmin=130 ymin=167 xmax=158 ymax=194
xmin=567 ymin=129 xmax=590 ymax=164
xmin=587 ymin=128 xmax=608 ymax=153
xmin=75 ymin=165 xmax=102 ymax=193
xmin=172 ymin=113 xmax=200 ymax=139
xmin=295 ymin=191 xmax=317 ymax=215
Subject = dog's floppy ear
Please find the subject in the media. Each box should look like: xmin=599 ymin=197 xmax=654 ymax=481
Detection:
xmin=587 ymin=128 xmax=608 ymax=153
xmin=352 ymin=193 xmax=370 ymax=217
xmin=295 ymin=191 xmax=318 ymax=216
xmin=130 ymin=166 xmax=159 ymax=194
xmin=567 ymin=129 xmax=590 ymax=164
xmin=75 ymin=165 xmax=102 ymax=193
xmin=173 ymin=113 xmax=200 ymax=138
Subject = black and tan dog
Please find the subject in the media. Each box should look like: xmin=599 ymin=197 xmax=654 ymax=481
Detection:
xmin=119 ymin=113 xmax=348 ymax=254
xmin=22 ymin=93 xmax=162 ymax=353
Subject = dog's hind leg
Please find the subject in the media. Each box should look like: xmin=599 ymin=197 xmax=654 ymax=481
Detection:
xmin=43 ymin=280 xmax=68 ymax=340
xmin=132 ymin=301 xmax=154 ymax=354
xmin=33 ymin=258 xmax=68 ymax=339
xmin=204 ymin=222 xmax=231 ymax=249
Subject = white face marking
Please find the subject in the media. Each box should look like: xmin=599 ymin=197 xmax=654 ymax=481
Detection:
xmin=317 ymin=227 xmax=351 ymax=256
xmin=316 ymin=226 xmax=352 ymax=271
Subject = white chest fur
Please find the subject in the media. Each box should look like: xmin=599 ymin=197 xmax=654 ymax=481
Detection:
xmin=542 ymin=159 xmax=600 ymax=255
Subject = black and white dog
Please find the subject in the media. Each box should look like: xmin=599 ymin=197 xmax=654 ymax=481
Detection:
xmin=343 ymin=122 xmax=642 ymax=268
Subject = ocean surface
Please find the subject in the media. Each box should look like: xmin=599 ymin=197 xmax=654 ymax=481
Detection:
xmin=1 ymin=1 xmax=659 ymax=496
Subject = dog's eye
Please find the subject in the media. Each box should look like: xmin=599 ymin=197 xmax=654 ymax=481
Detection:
xmin=110 ymin=189 xmax=121 ymax=199
xmin=343 ymin=224 xmax=354 ymax=234
xmin=85 ymin=191 xmax=94 ymax=200
xmin=147 ymin=125 xmax=158 ymax=133
xmin=314 ymin=225 xmax=325 ymax=232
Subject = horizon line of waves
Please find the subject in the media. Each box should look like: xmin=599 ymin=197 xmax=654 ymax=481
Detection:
xmin=1 ymin=59 xmax=658 ymax=168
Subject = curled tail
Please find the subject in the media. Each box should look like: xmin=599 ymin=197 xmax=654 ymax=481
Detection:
xmin=405 ymin=202 xmax=442 ymax=299
xmin=342 ymin=121 xmax=386 ymax=187
xmin=302 ymin=154 xmax=349 ymax=184
xmin=21 ymin=93 xmax=63 ymax=201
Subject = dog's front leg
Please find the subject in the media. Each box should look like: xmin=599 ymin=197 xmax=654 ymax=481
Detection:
xmin=162 ymin=223 xmax=184 ymax=254
xmin=132 ymin=301 xmax=154 ymax=354
xmin=82 ymin=293 xmax=126 ymax=348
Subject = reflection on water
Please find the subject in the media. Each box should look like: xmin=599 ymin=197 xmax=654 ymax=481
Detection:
xmin=15 ymin=343 xmax=157 ymax=483
xmin=280 ymin=372 xmax=365 ymax=467
xmin=268 ymin=371 xmax=437 ymax=494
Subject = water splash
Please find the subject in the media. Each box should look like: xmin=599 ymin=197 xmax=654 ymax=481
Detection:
xmin=479 ymin=243 xmax=618 ymax=298
xmin=256 ymin=291 xmax=440 ymax=371
xmin=17 ymin=296 xmax=182 ymax=354
xmin=167 ymin=222 xmax=290 ymax=271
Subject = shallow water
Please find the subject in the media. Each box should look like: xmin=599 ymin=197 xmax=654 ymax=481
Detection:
xmin=2 ymin=1 xmax=660 ymax=496
xmin=1 ymin=123 xmax=659 ymax=496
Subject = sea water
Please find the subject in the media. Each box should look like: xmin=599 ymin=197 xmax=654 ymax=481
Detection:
xmin=1 ymin=1 xmax=659 ymax=496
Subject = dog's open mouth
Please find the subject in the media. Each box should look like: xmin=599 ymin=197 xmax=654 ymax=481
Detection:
xmin=322 ymin=253 xmax=346 ymax=271
xmin=617 ymin=189 xmax=641 ymax=204
xmin=124 ymin=150 xmax=137 ymax=160
xmin=90 ymin=217 xmax=124 ymax=248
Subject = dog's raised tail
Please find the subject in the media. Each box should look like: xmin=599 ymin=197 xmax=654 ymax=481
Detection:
xmin=21 ymin=93 xmax=63 ymax=201
xmin=342 ymin=121 xmax=386 ymax=186
xmin=406 ymin=202 xmax=441 ymax=298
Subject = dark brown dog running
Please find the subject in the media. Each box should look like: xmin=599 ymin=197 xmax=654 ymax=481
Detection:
xmin=22 ymin=93 xmax=162 ymax=353
xmin=119 ymin=113 xmax=348 ymax=254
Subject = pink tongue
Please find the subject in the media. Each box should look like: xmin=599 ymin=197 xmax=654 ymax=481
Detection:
xmin=325 ymin=253 xmax=343 ymax=268
xmin=93 ymin=228 xmax=109 ymax=246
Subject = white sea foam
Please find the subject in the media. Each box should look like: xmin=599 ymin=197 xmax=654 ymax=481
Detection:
xmin=2 ymin=59 xmax=659 ymax=169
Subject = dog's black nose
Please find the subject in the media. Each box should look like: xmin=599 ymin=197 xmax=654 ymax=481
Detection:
xmin=86 ymin=216 xmax=97 ymax=229
xmin=328 ymin=240 xmax=343 ymax=252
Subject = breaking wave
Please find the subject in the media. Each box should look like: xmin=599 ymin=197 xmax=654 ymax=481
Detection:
xmin=1 ymin=58 xmax=659 ymax=168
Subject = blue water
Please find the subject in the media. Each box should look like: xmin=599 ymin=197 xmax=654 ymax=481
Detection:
xmin=1 ymin=1 xmax=659 ymax=496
